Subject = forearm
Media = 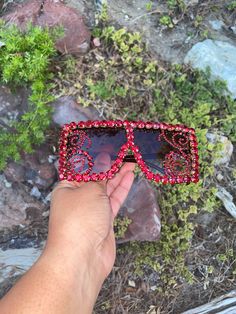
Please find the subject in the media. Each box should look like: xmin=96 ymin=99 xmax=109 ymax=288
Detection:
xmin=0 ymin=247 xmax=104 ymax=314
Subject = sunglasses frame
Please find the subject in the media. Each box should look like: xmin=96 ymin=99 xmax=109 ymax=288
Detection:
xmin=58 ymin=120 xmax=199 ymax=185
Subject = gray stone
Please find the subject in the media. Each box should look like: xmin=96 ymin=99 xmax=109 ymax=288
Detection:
xmin=30 ymin=186 xmax=41 ymax=199
xmin=184 ymin=0 xmax=198 ymax=6
xmin=209 ymin=20 xmax=224 ymax=31
xmin=184 ymin=40 xmax=236 ymax=99
xmin=0 ymin=85 xmax=28 ymax=129
xmin=118 ymin=177 xmax=161 ymax=243
xmin=51 ymin=96 xmax=100 ymax=126
xmin=0 ymin=247 xmax=42 ymax=283
xmin=216 ymin=186 xmax=236 ymax=219
xmin=206 ymin=133 xmax=233 ymax=166
xmin=4 ymin=144 xmax=57 ymax=190
xmin=0 ymin=175 xmax=43 ymax=230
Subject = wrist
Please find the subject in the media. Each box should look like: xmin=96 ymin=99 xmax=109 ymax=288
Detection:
xmin=38 ymin=244 xmax=105 ymax=313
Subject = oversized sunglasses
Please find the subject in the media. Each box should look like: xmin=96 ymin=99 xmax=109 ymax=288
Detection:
xmin=58 ymin=120 xmax=199 ymax=184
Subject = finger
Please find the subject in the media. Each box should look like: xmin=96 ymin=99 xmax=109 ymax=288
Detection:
xmin=107 ymin=162 xmax=135 ymax=197
xmin=110 ymin=170 xmax=135 ymax=218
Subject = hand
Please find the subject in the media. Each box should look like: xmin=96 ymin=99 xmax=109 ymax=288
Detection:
xmin=47 ymin=153 xmax=135 ymax=278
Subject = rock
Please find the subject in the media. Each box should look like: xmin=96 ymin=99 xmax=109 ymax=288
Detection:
xmin=0 ymin=175 xmax=43 ymax=230
xmin=206 ymin=133 xmax=233 ymax=166
xmin=0 ymin=247 xmax=42 ymax=284
xmin=184 ymin=40 xmax=236 ymax=99
xmin=4 ymin=144 xmax=57 ymax=189
xmin=209 ymin=20 xmax=224 ymax=31
xmin=30 ymin=186 xmax=42 ymax=199
xmin=4 ymin=162 xmax=25 ymax=183
xmin=216 ymin=186 xmax=236 ymax=219
xmin=51 ymin=96 xmax=100 ymax=126
xmin=118 ymin=177 xmax=161 ymax=243
xmin=0 ymin=86 xmax=28 ymax=129
xmin=184 ymin=0 xmax=198 ymax=6
xmin=64 ymin=0 xmax=95 ymax=27
xmin=2 ymin=0 xmax=91 ymax=56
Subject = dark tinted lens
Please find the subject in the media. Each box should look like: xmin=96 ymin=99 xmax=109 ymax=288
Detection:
xmin=66 ymin=128 xmax=127 ymax=174
xmin=133 ymin=129 xmax=192 ymax=177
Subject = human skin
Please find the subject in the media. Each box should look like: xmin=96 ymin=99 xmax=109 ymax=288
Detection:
xmin=0 ymin=154 xmax=135 ymax=314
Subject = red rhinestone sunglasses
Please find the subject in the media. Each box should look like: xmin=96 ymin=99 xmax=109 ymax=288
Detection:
xmin=58 ymin=120 xmax=199 ymax=184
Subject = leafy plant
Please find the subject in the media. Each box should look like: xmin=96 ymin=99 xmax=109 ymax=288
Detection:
xmin=0 ymin=21 xmax=62 ymax=169
xmin=146 ymin=1 xmax=153 ymax=11
xmin=227 ymin=1 xmax=236 ymax=10
xmin=159 ymin=15 xmax=174 ymax=28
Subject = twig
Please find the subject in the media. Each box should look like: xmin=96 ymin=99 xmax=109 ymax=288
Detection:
xmin=129 ymin=8 xmax=167 ymax=24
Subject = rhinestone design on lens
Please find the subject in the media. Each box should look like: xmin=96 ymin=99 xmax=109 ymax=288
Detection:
xmin=59 ymin=120 xmax=199 ymax=184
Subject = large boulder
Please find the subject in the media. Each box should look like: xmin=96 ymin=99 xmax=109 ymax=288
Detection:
xmin=118 ymin=177 xmax=161 ymax=242
xmin=2 ymin=0 xmax=91 ymax=55
xmin=184 ymin=39 xmax=236 ymax=99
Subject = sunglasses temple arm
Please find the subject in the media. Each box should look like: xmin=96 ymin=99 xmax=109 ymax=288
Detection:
xmin=123 ymin=156 xmax=165 ymax=175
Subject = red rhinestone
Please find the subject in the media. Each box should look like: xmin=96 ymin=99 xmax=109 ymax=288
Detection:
xmin=75 ymin=174 xmax=82 ymax=181
xmin=191 ymin=141 xmax=198 ymax=148
xmin=115 ymin=120 xmax=123 ymax=127
xmin=116 ymin=158 xmax=123 ymax=166
xmin=192 ymin=176 xmax=199 ymax=183
xmin=91 ymin=173 xmax=98 ymax=180
xmin=70 ymin=122 xmax=77 ymax=129
xmin=101 ymin=121 xmax=107 ymax=127
xmin=169 ymin=178 xmax=176 ymax=184
xmin=188 ymin=128 xmax=195 ymax=134
xmin=59 ymin=173 xmax=64 ymax=180
xmin=107 ymin=120 xmax=115 ymax=127
xmin=145 ymin=122 xmax=153 ymax=129
xmin=88 ymin=162 xmax=94 ymax=167
xmin=176 ymin=176 xmax=184 ymax=183
xmin=123 ymin=120 xmax=129 ymax=127
xmin=154 ymin=175 xmax=161 ymax=182
xmin=146 ymin=172 xmax=154 ymax=180
xmin=161 ymin=176 xmax=169 ymax=184
xmin=93 ymin=120 xmax=100 ymax=127
xmin=137 ymin=121 xmax=145 ymax=128
xmin=67 ymin=174 xmax=73 ymax=181
xmin=86 ymin=120 xmax=92 ymax=128
xmin=111 ymin=165 xmax=118 ymax=172
xmin=99 ymin=172 xmax=106 ymax=180
xmin=78 ymin=121 xmax=85 ymax=128
xmin=61 ymin=151 xmax=67 ymax=157
xmin=83 ymin=174 xmax=90 ymax=182
xmin=107 ymin=172 xmax=114 ymax=179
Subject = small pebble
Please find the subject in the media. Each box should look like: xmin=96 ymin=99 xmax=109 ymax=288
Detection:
xmin=30 ymin=186 xmax=41 ymax=199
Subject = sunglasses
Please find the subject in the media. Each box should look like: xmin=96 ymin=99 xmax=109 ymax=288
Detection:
xmin=58 ymin=120 xmax=199 ymax=185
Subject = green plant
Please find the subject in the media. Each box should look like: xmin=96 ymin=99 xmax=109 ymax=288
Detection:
xmin=114 ymin=217 xmax=132 ymax=238
xmin=159 ymin=15 xmax=174 ymax=28
xmin=0 ymin=21 xmax=61 ymax=169
xmin=227 ymin=1 xmax=236 ymax=10
xmin=194 ymin=15 xmax=203 ymax=28
xmin=167 ymin=0 xmax=186 ymax=12
xmin=146 ymin=1 xmax=153 ymax=11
